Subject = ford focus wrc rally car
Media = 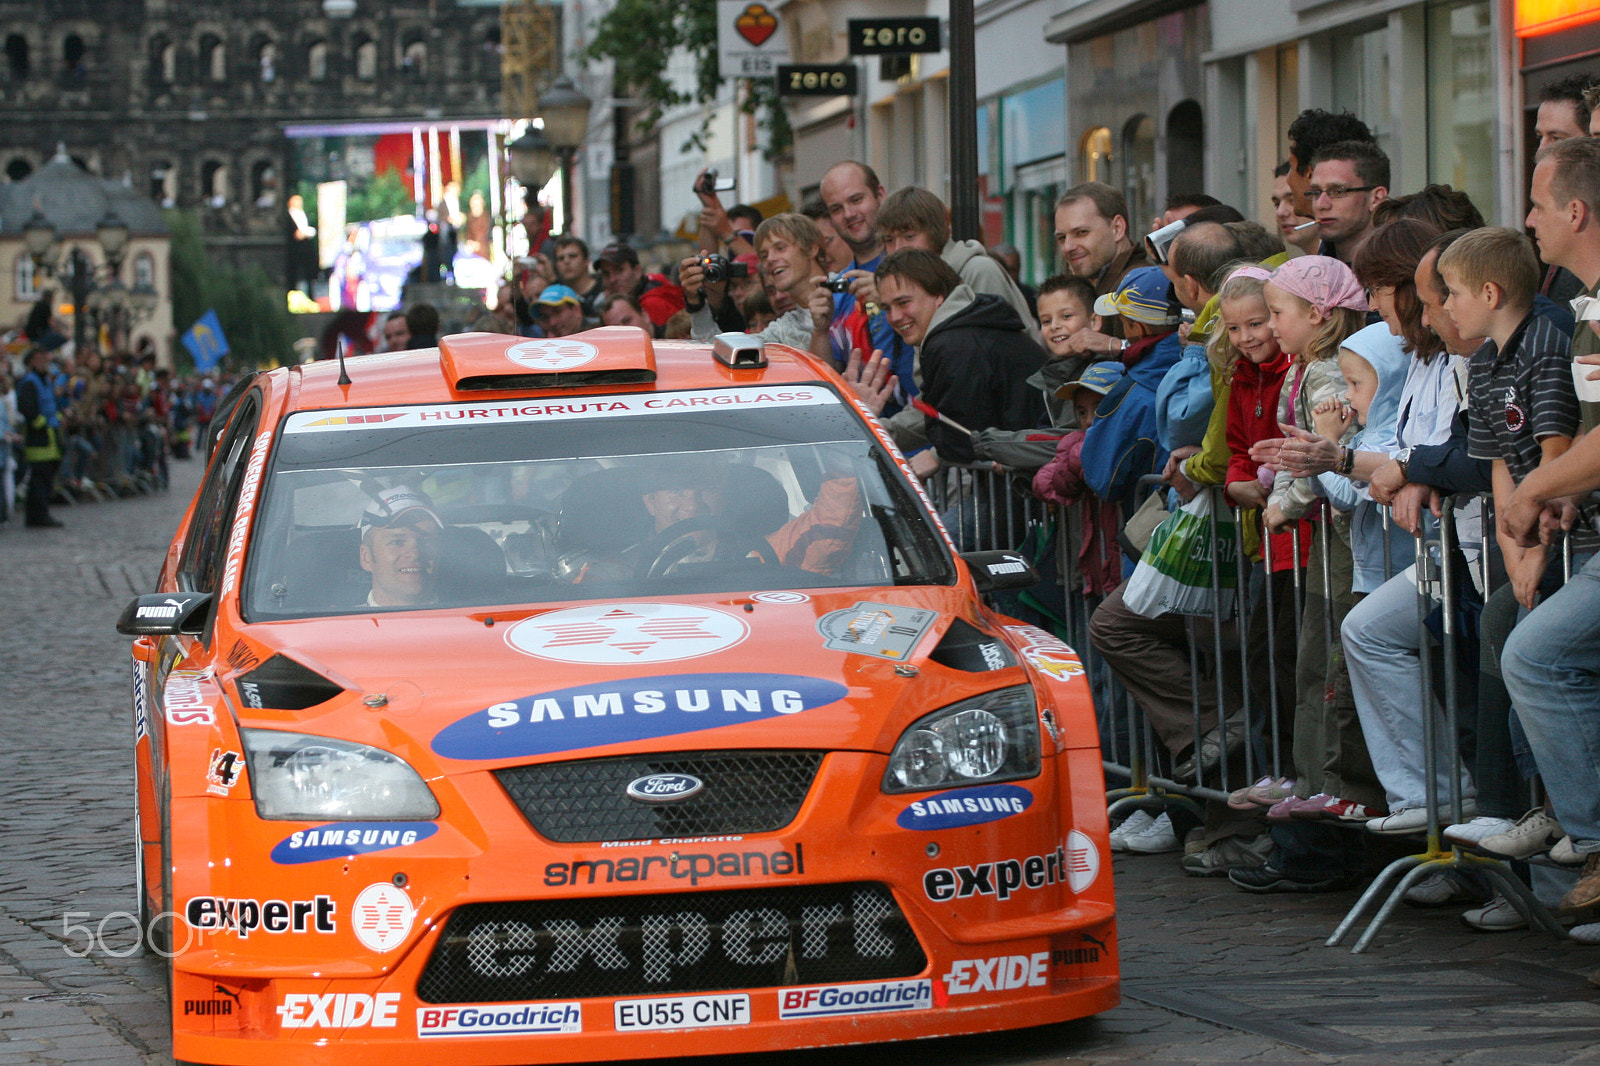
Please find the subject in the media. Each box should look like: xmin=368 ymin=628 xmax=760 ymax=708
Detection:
xmin=120 ymin=328 xmax=1118 ymax=1064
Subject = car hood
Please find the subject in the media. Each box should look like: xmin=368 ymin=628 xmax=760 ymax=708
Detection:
xmin=235 ymin=586 xmax=1030 ymax=773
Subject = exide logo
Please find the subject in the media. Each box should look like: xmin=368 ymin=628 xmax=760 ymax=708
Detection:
xmin=626 ymin=773 xmax=703 ymax=803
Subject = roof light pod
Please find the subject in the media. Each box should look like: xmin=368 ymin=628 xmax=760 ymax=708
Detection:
xmin=713 ymin=332 xmax=768 ymax=369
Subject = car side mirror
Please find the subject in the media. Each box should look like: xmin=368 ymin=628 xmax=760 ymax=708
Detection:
xmin=116 ymin=592 xmax=215 ymax=636
xmin=961 ymin=551 xmax=1039 ymax=594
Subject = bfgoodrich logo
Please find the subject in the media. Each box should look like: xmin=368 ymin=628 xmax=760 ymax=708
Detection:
xmin=431 ymin=673 xmax=847 ymax=760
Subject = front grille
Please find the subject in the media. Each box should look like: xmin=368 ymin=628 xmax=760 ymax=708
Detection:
xmin=417 ymin=882 xmax=925 ymax=1003
xmin=495 ymin=750 xmax=824 ymax=842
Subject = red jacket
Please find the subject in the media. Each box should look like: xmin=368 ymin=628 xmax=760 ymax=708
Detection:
xmin=1224 ymin=352 xmax=1308 ymax=571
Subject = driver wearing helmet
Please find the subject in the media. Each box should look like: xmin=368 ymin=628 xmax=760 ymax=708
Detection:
xmin=359 ymin=487 xmax=444 ymax=607
xmin=572 ymin=455 xmax=862 ymax=581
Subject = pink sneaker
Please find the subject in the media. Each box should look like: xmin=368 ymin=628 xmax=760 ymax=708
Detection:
xmin=1299 ymin=795 xmax=1384 ymax=823
xmin=1280 ymin=793 xmax=1332 ymax=819
xmin=1267 ymin=795 xmax=1306 ymax=822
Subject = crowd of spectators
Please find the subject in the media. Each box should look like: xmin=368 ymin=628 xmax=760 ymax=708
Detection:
xmin=2 ymin=309 xmax=230 ymax=530
xmin=597 ymin=73 xmax=1600 ymax=945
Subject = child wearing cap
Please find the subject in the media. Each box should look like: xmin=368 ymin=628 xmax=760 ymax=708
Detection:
xmin=1079 ymin=265 xmax=1186 ymax=537
xmin=1033 ymin=362 xmax=1126 ymax=596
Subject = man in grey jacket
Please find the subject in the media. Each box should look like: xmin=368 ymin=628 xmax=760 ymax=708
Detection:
xmin=875 ymin=186 xmax=1039 ymax=343
xmin=679 ymin=212 xmax=833 ymax=365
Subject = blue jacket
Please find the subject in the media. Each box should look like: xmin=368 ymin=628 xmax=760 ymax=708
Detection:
xmin=1154 ymin=336 xmax=1214 ymax=452
xmin=1315 ymin=324 xmax=1413 ymax=593
xmin=1081 ymin=330 xmax=1183 ymax=514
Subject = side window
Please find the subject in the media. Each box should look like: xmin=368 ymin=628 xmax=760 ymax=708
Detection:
xmin=179 ymin=396 xmax=262 ymax=599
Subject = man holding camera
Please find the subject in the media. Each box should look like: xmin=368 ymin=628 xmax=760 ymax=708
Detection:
xmin=679 ymin=213 xmax=835 ymax=365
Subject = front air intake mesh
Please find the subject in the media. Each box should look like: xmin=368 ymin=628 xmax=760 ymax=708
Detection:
xmin=495 ymin=750 xmax=823 ymax=842
xmin=417 ymin=882 xmax=925 ymax=1002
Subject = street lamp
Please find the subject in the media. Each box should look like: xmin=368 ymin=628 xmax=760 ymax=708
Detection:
xmin=23 ymin=209 xmax=154 ymax=354
xmin=537 ymin=75 xmax=592 ymax=236
xmin=506 ymin=126 xmax=556 ymax=191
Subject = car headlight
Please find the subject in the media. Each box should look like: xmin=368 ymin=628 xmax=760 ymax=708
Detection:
xmin=883 ymin=687 xmax=1041 ymax=793
xmin=242 ymin=729 xmax=440 ymax=820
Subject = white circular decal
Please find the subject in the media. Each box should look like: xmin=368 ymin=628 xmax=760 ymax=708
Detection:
xmin=751 ymin=591 xmax=809 ymax=604
xmin=507 ymin=603 xmax=749 ymax=664
xmin=351 ymin=882 xmax=415 ymax=953
xmin=505 ymin=338 xmax=600 ymax=371
xmin=1065 ymin=829 xmax=1100 ymax=893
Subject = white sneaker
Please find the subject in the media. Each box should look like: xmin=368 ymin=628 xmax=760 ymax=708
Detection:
xmin=1462 ymin=894 xmax=1527 ymax=932
xmin=1479 ymin=807 xmax=1563 ymax=860
xmin=1366 ymin=806 xmax=1428 ymax=835
xmin=1571 ymin=922 xmax=1600 ymax=945
xmin=1550 ymin=835 xmax=1585 ymax=866
xmin=1109 ymin=809 xmax=1155 ymax=852
xmin=1124 ymin=812 xmax=1181 ymax=854
xmin=1443 ymin=816 xmax=1515 ymax=848
xmin=1403 ymin=870 xmax=1478 ymax=907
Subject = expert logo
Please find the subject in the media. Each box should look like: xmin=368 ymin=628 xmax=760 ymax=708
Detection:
xmin=431 ymin=673 xmax=846 ymax=760
xmin=923 ymin=843 xmax=1072 ymax=902
xmin=896 ymin=784 xmax=1032 ymax=831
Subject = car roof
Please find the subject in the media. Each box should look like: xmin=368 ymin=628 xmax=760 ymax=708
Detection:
xmin=284 ymin=328 xmax=840 ymax=414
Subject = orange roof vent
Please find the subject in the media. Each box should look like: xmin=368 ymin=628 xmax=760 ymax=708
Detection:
xmin=439 ymin=327 xmax=657 ymax=392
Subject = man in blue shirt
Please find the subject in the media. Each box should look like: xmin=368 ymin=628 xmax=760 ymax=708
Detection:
xmin=819 ymin=161 xmax=915 ymax=414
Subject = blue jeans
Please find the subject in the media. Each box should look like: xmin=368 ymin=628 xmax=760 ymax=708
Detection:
xmin=1501 ymin=551 xmax=1600 ymax=855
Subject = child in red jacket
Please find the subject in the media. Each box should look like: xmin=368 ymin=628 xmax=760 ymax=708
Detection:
xmin=1212 ymin=265 xmax=1307 ymax=802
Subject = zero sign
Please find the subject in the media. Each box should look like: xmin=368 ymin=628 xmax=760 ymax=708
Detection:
xmin=846 ymin=18 xmax=942 ymax=56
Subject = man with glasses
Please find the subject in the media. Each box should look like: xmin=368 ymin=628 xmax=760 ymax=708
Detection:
xmin=534 ymin=284 xmax=594 ymax=338
xmin=1307 ymin=140 xmax=1390 ymax=264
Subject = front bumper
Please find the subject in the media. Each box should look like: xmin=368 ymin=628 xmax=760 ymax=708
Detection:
xmin=169 ymin=746 xmax=1118 ymax=1064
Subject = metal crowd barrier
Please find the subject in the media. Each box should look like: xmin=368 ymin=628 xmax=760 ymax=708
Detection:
xmin=42 ymin=419 xmax=169 ymax=505
xmin=927 ymin=459 xmax=1572 ymax=953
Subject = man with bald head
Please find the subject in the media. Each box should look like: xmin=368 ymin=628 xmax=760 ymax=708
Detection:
xmin=818 ymin=160 xmax=913 ymax=412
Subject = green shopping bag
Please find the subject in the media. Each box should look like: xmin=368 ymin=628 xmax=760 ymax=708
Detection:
xmin=1121 ymin=489 xmax=1238 ymax=618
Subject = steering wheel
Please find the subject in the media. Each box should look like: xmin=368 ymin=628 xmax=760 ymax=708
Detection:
xmin=638 ymin=517 xmax=779 ymax=579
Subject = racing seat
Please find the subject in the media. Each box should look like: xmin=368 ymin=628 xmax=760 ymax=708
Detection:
xmin=432 ymin=525 xmax=507 ymax=602
xmin=273 ymin=528 xmax=369 ymax=611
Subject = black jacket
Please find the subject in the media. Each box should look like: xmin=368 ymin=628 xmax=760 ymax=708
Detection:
xmin=919 ymin=289 xmax=1048 ymax=464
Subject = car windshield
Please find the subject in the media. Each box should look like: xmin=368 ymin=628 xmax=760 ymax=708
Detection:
xmin=243 ymin=385 xmax=955 ymax=619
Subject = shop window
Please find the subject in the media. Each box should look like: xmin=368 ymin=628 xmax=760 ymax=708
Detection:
xmin=133 ymin=252 xmax=156 ymax=293
xmin=1427 ymin=1 xmax=1493 ymax=216
xmin=14 ymin=253 xmax=36 ymax=300
xmin=1080 ymin=126 xmax=1112 ymax=184
xmin=202 ymin=160 xmax=228 ymax=206
xmin=354 ymin=35 xmax=376 ymax=80
xmin=255 ymin=38 xmax=276 ymax=82
xmin=306 ymin=39 xmax=327 ymax=81
xmin=5 ymin=34 xmax=28 ymax=81
xmin=1121 ymin=114 xmax=1156 ymax=232
xmin=1166 ymin=100 xmax=1204 ymax=199
xmin=400 ymin=33 xmax=427 ymax=80
xmin=251 ymin=160 xmax=277 ymax=207
xmin=199 ymin=34 xmax=225 ymax=82
xmin=62 ymin=33 xmax=86 ymax=83
xmin=150 ymin=160 xmax=175 ymax=206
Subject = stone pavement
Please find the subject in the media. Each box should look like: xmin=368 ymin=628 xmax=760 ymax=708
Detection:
xmin=2 ymin=454 xmax=1599 ymax=1064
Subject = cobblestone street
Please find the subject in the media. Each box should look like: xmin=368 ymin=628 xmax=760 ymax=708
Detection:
xmin=2 ymin=457 xmax=1599 ymax=1064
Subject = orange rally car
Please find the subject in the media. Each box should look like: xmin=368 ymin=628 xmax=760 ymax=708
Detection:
xmin=119 ymin=328 xmax=1117 ymax=1064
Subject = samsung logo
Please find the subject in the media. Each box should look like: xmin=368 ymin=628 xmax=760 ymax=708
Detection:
xmin=626 ymin=773 xmax=703 ymax=803
xmin=432 ymin=674 xmax=847 ymax=760
xmin=896 ymin=784 xmax=1033 ymax=831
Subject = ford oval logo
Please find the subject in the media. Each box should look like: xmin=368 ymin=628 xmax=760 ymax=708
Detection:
xmin=626 ymin=773 xmax=704 ymax=804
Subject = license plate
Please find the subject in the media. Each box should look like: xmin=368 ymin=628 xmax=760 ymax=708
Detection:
xmin=613 ymin=993 xmax=751 ymax=1032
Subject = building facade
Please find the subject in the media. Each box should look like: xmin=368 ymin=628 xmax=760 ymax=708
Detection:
xmin=0 ymin=0 xmax=505 ymax=279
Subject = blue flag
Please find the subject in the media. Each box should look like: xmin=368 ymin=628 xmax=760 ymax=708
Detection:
xmin=182 ymin=310 xmax=230 ymax=371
